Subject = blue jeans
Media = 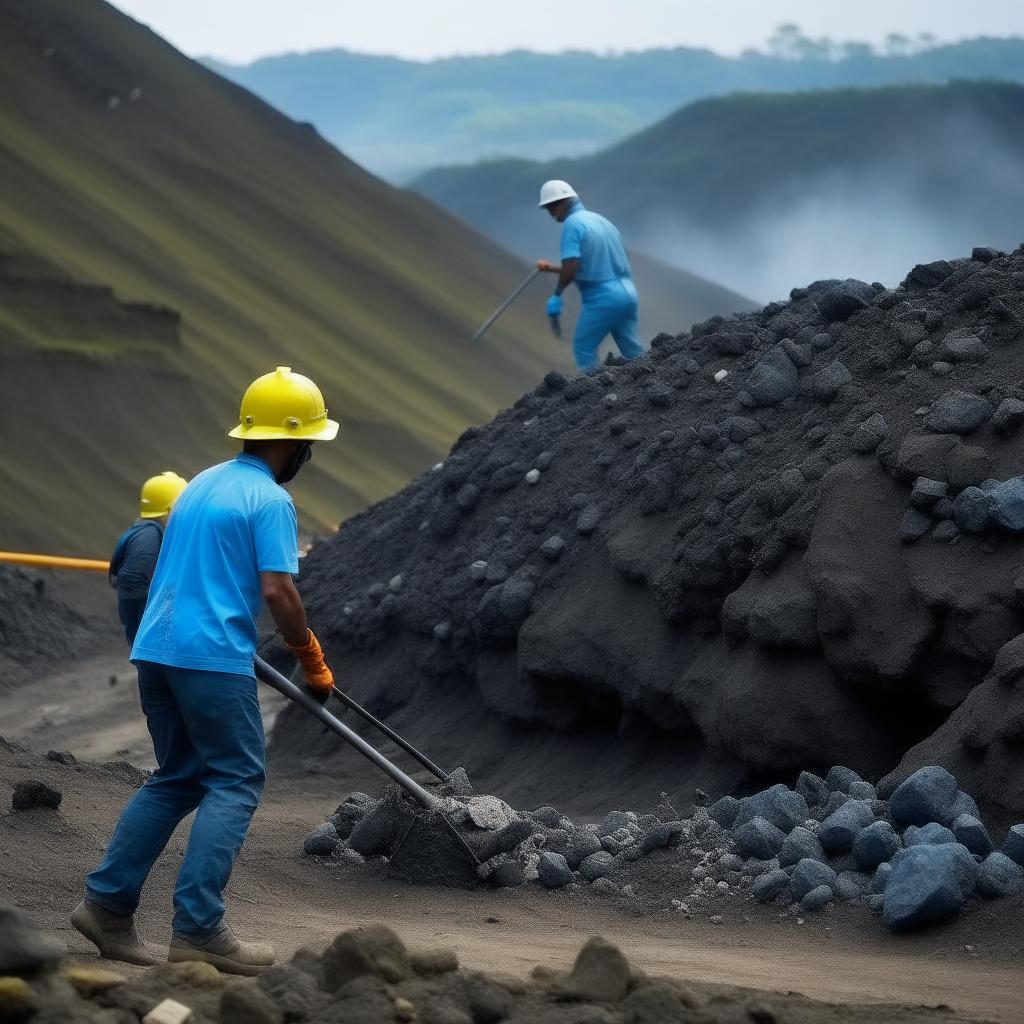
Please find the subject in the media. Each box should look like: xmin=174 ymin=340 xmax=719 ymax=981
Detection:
xmin=573 ymin=277 xmax=644 ymax=371
xmin=85 ymin=662 xmax=266 ymax=937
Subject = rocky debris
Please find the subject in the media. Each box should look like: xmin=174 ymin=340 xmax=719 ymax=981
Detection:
xmin=10 ymin=780 xmax=62 ymax=811
xmin=0 ymin=904 xmax=64 ymax=974
xmin=0 ymin=901 xmax=986 ymax=1024
xmin=287 ymin=244 xmax=1024 ymax=835
xmin=302 ymin=763 xmax=1022 ymax=934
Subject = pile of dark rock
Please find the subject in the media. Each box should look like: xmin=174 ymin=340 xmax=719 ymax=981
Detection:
xmin=0 ymin=902 xmax=973 ymax=1024
xmin=304 ymin=763 xmax=1023 ymax=933
xmin=0 ymin=564 xmax=95 ymax=690
xmin=286 ymin=244 xmax=1024 ymax=830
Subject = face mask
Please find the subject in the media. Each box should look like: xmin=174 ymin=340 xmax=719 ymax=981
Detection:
xmin=277 ymin=441 xmax=312 ymax=484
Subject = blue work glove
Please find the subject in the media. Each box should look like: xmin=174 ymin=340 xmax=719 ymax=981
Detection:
xmin=546 ymin=293 xmax=563 ymax=318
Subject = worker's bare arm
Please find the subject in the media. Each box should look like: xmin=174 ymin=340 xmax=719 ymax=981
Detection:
xmin=260 ymin=570 xmax=308 ymax=647
xmin=555 ymin=257 xmax=579 ymax=293
xmin=536 ymin=258 xmax=580 ymax=289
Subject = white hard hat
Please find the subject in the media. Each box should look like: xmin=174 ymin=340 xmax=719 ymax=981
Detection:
xmin=538 ymin=179 xmax=577 ymax=208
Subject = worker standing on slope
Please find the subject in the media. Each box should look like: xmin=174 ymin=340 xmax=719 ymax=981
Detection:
xmin=108 ymin=471 xmax=188 ymax=644
xmin=73 ymin=366 xmax=339 ymax=976
xmin=536 ymin=179 xmax=644 ymax=371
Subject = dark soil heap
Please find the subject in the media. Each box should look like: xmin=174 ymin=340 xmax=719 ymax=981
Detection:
xmin=285 ymin=244 xmax=1024 ymax=830
xmin=0 ymin=565 xmax=97 ymax=690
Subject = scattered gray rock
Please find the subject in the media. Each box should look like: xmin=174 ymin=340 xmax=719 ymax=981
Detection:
xmin=732 ymin=816 xmax=787 ymax=859
xmin=853 ymin=820 xmax=901 ymax=870
xmin=951 ymin=814 xmax=994 ymax=856
xmin=801 ymin=884 xmax=834 ymax=911
xmin=779 ymin=827 xmax=826 ymax=867
xmin=303 ymin=821 xmax=339 ymax=856
xmin=883 ymin=842 xmax=979 ymax=931
xmin=537 ymin=852 xmax=572 ymax=889
xmin=580 ymin=850 xmax=615 ymax=881
xmin=11 ymin=781 xmax=61 ymax=811
xmin=924 ymin=390 xmax=993 ymax=434
xmin=976 ymin=852 xmax=1024 ymax=898
xmin=818 ymin=801 xmax=875 ymax=854
xmin=790 ymin=858 xmax=837 ymax=900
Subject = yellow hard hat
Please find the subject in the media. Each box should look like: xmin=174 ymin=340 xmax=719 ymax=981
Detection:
xmin=139 ymin=471 xmax=188 ymax=519
xmin=228 ymin=366 xmax=340 ymax=442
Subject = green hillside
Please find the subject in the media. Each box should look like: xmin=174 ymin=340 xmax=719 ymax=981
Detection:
xmin=205 ymin=38 xmax=1024 ymax=180
xmin=0 ymin=0 xmax=572 ymax=556
xmin=413 ymin=82 xmax=1024 ymax=299
xmin=0 ymin=0 xmax=751 ymax=557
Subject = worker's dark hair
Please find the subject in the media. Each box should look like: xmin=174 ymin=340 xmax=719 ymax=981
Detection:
xmin=243 ymin=439 xmax=277 ymax=454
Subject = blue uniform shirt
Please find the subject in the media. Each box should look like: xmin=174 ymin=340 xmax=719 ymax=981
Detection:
xmin=559 ymin=200 xmax=632 ymax=290
xmin=110 ymin=519 xmax=164 ymax=600
xmin=131 ymin=453 xmax=299 ymax=675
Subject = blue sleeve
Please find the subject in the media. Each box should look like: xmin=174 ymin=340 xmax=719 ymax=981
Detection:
xmin=560 ymin=219 xmax=584 ymax=261
xmin=253 ymin=498 xmax=299 ymax=573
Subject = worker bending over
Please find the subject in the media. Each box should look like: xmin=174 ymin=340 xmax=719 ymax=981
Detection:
xmin=536 ymin=179 xmax=644 ymax=371
xmin=108 ymin=471 xmax=188 ymax=644
xmin=74 ymin=366 xmax=338 ymax=975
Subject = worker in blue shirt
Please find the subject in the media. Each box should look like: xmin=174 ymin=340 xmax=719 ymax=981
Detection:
xmin=536 ymin=179 xmax=645 ymax=371
xmin=73 ymin=366 xmax=339 ymax=976
xmin=108 ymin=471 xmax=188 ymax=644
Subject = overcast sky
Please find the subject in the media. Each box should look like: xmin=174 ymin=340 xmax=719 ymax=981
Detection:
xmin=111 ymin=1 xmax=1024 ymax=64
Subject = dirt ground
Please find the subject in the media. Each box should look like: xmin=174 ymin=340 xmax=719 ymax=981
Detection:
xmin=1 ymin=651 xmax=1022 ymax=1024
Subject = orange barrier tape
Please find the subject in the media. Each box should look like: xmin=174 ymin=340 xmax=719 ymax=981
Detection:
xmin=0 ymin=551 xmax=109 ymax=572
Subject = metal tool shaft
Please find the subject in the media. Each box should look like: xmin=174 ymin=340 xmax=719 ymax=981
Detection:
xmin=254 ymin=655 xmax=440 ymax=810
xmin=329 ymin=685 xmax=449 ymax=782
xmin=473 ymin=267 xmax=541 ymax=342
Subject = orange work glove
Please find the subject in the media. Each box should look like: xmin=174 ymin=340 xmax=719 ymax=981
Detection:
xmin=286 ymin=628 xmax=334 ymax=701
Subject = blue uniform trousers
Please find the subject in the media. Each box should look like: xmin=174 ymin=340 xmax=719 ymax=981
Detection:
xmin=85 ymin=661 xmax=266 ymax=937
xmin=573 ymin=277 xmax=644 ymax=371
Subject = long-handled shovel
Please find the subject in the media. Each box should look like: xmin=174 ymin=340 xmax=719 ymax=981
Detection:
xmin=254 ymin=656 xmax=482 ymax=885
xmin=472 ymin=267 xmax=541 ymax=342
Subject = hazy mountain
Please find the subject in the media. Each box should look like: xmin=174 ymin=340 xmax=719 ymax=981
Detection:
xmin=205 ymin=38 xmax=1024 ymax=180
xmin=413 ymin=82 xmax=1024 ymax=302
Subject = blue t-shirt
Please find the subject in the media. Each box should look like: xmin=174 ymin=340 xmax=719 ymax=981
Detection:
xmin=131 ymin=453 xmax=299 ymax=675
xmin=559 ymin=200 xmax=632 ymax=287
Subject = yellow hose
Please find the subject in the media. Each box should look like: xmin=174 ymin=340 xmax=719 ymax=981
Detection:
xmin=0 ymin=551 xmax=109 ymax=572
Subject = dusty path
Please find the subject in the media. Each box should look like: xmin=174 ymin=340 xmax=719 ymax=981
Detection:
xmin=1 ymin=657 xmax=1022 ymax=1023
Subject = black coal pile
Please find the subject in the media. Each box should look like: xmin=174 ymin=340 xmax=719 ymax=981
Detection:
xmin=0 ymin=903 xmax=980 ymax=1024
xmin=285 ymin=244 xmax=1024 ymax=830
xmin=305 ymin=763 xmax=1024 ymax=933
xmin=0 ymin=564 xmax=96 ymax=690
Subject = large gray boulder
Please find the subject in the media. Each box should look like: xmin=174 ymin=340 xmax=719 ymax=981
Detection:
xmin=889 ymin=766 xmax=959 ymax=827
xmin=882 ymin=843 xmax=979 ymax=931
xmin=924 ymin=391 xmax=993 ymax=434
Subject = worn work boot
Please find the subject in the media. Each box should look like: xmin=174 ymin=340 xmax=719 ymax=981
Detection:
xmin=168 ymin=924 xmax=274 ymax=976
xmin=71 ymin=900 xmax=158 ymax=967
